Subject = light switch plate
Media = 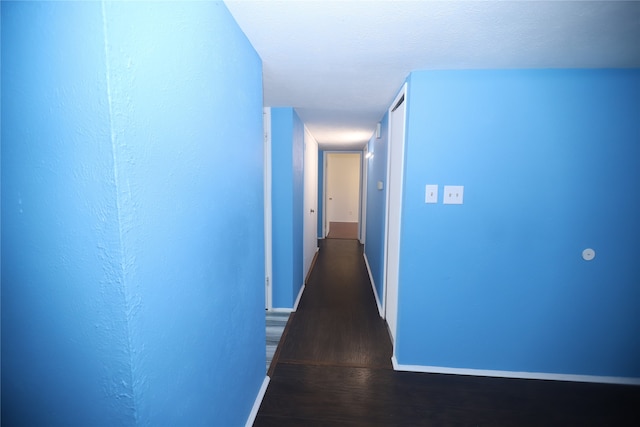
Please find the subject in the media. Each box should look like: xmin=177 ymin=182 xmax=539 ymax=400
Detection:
xmin=443 ymin=185 xmax=464 ymax=204
xmin=425 ymin=185 xmax=438 ymax=203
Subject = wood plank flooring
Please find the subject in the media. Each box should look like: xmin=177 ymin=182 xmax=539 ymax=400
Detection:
xmin=254 ymin=239 xmax=640 ymax=426
xmin=326 ymin=221 xmax=359 ymax=239
xmin=277 ymin=239 xmax=391 ymax=369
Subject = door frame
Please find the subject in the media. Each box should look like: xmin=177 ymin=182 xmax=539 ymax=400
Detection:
xmin=264 ymin=107 xmax=273 ymax=310
xmin=383 ymin=83 xmax=407 ymax=346
xmin=302 ymin=126 xmax=319 ymax=281
xmin=322 ymin=151 xmax=364 ymax=241
xmin=359 ymin=146 xmax=368 ymax=244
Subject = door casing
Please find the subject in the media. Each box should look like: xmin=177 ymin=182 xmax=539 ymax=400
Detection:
xmin=323 ymin=151 xmax=363 ymax=240
xmin=383 ymin=84 xmax=407 ymax=346
xmin=264 ymin=107 xmax=273 ymax=310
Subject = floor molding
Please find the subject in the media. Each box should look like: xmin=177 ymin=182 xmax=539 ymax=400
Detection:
xmin=245 ymin=376 xmax=270 ymax=427
xmin=293 ymin=284 xmax=305 ymax=311
xmin=363 ymin=253 xmax=383 ymax=317
xmin=268 ymin=307 xmax=294 ymax=313
xmin=391 ymin=356 xmax=640 ymax=385
xmin=304 ymin=248 xmax=320 ymax=285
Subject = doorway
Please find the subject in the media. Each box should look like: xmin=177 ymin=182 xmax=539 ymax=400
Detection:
xmin=384 ymin=84 xmax=406 ymax=346
xmin=324 ymin=152 xmax=361 ymax=240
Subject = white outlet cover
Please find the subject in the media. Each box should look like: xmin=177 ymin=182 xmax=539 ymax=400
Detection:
xmin=443 ymin=185 xmax=464 ymax=204
xmin=582 ymin=248 xmax=595 ymax=261
xmin=425 ymin=185 xmax=438 ymax=203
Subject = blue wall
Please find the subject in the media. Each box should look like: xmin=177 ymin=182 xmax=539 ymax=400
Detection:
xmin=364 ymin=113 xmax=389 ymax=311
xmin=2 ymin=3 xmax=134 ymax=424
xmin=2 ymin=2 xmax=265 ymax=425
xmin=271 ymin=108 xmax=304 ymax=308
xmin=396 ymin=69 xmax=640 ymax=379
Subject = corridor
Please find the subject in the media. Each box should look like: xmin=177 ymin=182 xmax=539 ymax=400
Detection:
xmin=254 ymin=239 xmax=640 ymax=426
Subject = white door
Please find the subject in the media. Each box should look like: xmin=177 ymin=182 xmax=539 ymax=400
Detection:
xmin=264 ymin=108 xmax=273 ymax=310
xmin=303 ymin=127 xmax=318 ymax=281
xmin=384 ymin=85 xmax=406 ymax=345
xmin=325 ymin=152 xmax=361 ymax=234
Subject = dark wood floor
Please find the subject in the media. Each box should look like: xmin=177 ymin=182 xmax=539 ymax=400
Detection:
xmin=255 ymin=239 xmax=640 ymax=426
xmin=326 ymin=221 xmax=359 ymax=240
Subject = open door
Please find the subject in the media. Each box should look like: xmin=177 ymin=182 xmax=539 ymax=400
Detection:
xmin=324 ymin=152 xmax=361 ymax=240
xmin=384 ymin=85 xmax=406 ymax=345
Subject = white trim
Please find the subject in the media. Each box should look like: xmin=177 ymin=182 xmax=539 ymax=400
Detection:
xmin=263 ymin=107 xmax=273 ymax=311
xmin=245 ymin=376 xmax=270 ymax=427
xmin=391 ymin=357 xmax=640 ymax=386
xmin=392 ymin=355 xmax=399 ymax=370
xmin=383 ymin=82 xmax=408 ymax=346
xmin=322 ymin=152 xmax=327 ymax=238
xmin=268 ymin=307 xmax=294 ymax=314
xmin=302 ymin=126 xmax=319 ymax=289
xmin=323 ymin=150 xmax=363 ymax=238
xmin=359 ymin=146 xmax=367 ymax=244
xmin=293 ymin=283 xmax=305 ymax=312
xmin=363 ymin=253 xmax=382 ymax=317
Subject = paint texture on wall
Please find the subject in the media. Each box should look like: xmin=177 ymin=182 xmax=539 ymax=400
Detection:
xmin=271 ymin=107 xmax=304 ymax=308
xmin=2 ymin=1 xmax=265 ymax=425
xmin=2 ymin=3 xmax=134 ymax=425
xmin=396 ymin=69 xmax=640 ymax=379
xmin=364 ymin=112 xmax=389 ymax=312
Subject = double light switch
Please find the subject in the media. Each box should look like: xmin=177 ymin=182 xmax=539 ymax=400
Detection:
xmin=425 ymin=185 xmax=464 ymax=204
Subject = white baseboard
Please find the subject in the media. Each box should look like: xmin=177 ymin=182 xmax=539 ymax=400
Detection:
xmin=293 ymin=283 xmax=305 ymax=312
xmin=391 ymin=356 xmax=640 ymax=385
xmin=245 ymin=376 xmax=270 ymax=427
xmin=363 ymin=253 xmax=383 ymax=317
xmin=269 ymin=282 xmax=306 ymax=313
xmin=267 ymin=307 xmax=294 ymax=313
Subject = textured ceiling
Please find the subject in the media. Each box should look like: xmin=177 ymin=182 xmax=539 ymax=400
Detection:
xmin=224 ymin=1 xmax=640 ymax=149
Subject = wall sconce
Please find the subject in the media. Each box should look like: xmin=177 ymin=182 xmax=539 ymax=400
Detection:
xmin=365 ymin=151 xmax=374 ymax=159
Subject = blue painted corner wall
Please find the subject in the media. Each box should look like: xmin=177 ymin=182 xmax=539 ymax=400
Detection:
xmin=364 ymin=113 xmax=389 ymax=310
xmin=395 ymin=69 xmax=640 ymax=379
xmin=2 ymin=3 xmax=135 ymax=424
xmin=2 ymin=2 xmax=265 ymax=425
xmin=271 ymin=107 xmax=304 ymax=308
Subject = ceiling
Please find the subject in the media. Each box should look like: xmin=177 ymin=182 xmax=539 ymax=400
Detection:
xmin=224 ymin=1 xmax=640 ymax=150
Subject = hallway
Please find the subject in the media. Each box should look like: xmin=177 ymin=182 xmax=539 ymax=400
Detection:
xmin=255 ymin=239 xmax=640 ymax=426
